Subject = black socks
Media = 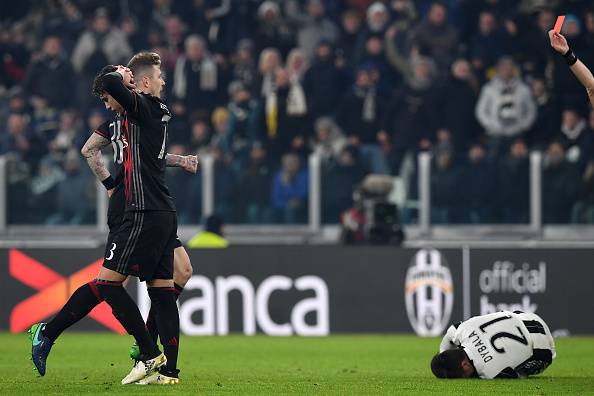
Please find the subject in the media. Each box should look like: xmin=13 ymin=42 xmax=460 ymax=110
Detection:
xmin=95 ymin=279 xmax=158 ymax=358
xmin=43 ymin=280 xmax=103 ymax=341
xmin=147 ymin=286 xmax=180 ymax=373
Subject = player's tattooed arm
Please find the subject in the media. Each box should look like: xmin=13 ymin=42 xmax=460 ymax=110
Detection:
xmin=81 ymin=133 xmax=112 ymax=182
xmin=165 ymin=153 xmax=199 ymax=174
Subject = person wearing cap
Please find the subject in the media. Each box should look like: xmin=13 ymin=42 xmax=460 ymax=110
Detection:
xmin=187 ymin=215 xmax=229 ymax=248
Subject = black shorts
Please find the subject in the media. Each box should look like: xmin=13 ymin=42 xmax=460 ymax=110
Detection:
xmin=103 ymin=211 xmax=177 ymax=281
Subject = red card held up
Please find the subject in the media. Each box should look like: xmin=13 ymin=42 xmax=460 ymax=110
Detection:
xmin=554 ymin=15 xmax=565 ymax=33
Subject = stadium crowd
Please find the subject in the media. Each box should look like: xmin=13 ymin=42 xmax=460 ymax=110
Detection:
xmin=2 ymin=0 xmax=594 ymax=225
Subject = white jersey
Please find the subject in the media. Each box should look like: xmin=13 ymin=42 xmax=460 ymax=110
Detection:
xmin=440 ymin=311 xmax=556 ymax=379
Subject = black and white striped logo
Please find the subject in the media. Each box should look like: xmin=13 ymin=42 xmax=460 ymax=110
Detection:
xmin=405 ymin=249 xmax=454 ymax=336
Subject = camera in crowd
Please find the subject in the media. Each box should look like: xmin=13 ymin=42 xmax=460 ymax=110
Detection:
xmin=340 ymin=175 xmax=405 ymax=246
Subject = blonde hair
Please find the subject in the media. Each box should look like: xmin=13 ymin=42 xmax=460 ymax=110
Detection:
xmin=258 ymin=48 xmax=282 ymax=73
xmin=211 ymin=107 xmax=229 ymax=126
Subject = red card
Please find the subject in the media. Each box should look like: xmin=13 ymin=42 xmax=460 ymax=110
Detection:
xmin=554 ymin=15 xmax=566 ymax=33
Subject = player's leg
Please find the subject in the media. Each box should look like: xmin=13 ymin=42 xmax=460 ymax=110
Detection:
xmin=123 ymin=212 xmax=180 ymax=384
xmin=29 ymin=232 xmax=130 ymax=376
xmin=144 ymin=242 xmax=192 ymax=344
xmin=143 ymin=214 xmax=181 ymax=383
xmin=29 ymin=278 xmax=104 ymax=376
xmin=97 ymin=212 xmax=166 ymax=384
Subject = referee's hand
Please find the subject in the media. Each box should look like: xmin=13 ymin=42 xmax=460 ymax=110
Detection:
xmin=549 ymin=30 xmax=569 ymax=55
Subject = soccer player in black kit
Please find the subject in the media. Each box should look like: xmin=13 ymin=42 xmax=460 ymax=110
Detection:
xmin=30 ymin=54 xmax=185 ymax=385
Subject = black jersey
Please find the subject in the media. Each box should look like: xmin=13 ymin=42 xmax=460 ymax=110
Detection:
xmin=102 ymin=72 xmax=175 ymax=212
xmin=95 ymin=120 xmax=125 ymax=228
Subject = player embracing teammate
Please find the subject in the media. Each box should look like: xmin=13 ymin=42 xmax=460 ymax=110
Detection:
xmin=29 ymin=52 xmax=194 ymax=385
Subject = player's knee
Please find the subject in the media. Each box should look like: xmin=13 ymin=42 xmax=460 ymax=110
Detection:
xmin=174 ymin=249 xmax=193 ymax=285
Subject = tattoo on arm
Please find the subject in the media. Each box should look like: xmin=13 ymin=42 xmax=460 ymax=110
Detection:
xmin=165 ymin=153 xmax=183 ymax=168
xmin=81 ymin=133 xmax=111 ymax=181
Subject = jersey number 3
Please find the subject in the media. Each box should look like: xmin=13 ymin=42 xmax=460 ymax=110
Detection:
xmin=106 ymin=243 xmax=117 ymax=261
xmin=479 ymin=314 xmax=529 ymax=354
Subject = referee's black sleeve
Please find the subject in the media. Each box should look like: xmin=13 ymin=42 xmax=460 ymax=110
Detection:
xmin=102 ymin=72 xmax=139 ymax=115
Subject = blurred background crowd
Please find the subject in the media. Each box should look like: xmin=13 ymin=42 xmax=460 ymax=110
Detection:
xmin=1 ymin=0 xmax=594 ymax=226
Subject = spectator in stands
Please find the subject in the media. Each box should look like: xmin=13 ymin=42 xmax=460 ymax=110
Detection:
xmin=528 ymin=77 xmax=560 ymax=149
xmin=24 ymin=36 xmax=75 ymax=110
xmin=335 ymin=66 xmax=387 ymax=174
xmin=558 ymin=108 xmax=592 ymax=173
xmin=236 ymin=144 xmax=273 ymax=224
xmin=1 ymin=24 xmax=30 ymax=88
xmin=213 ymin=146 xmax=236 ymax=221
xmin=224 ymin=81 xmax=260 ymax=170
xmin=2 ymin=113 xmax=30 ymax=158
xmin=322 ymin=146 xmax=367 ymax=223
xmin=49 ymin=110 xmax=83 ymax=156
xmin=412 ymin=2 xmax=459 ymax=72
xmin=431 ymin=146 xmax=462 ymax=224
xmin=71 ymin=8 xmax=131 ymax=108
xmin=166 ymin=143 xmax=200 ymax=225
xmin=272 ymin=153 xmax=308 ymax=223
xmin=382 ymin=57 xmax=438 ymax=173
xmin=295 ymin=0 xmax=340 ymax=61
xmin=438 ymin=59 xmax=480 ymax=155
xmin=173 ymin=35 xmax=220 ymax=115
xmin=254 ymin=1 xmax=295 ymax=57
xmin=209 ymin=106 xmax=230 ymax=151
xmin=162 ymin=15 xmax=187 ymax=62
xmin=255 ymin=47 xmax=282 ymax=98
xmin=468 ymin=11 xmax=505 ymax=77
xmin=475 ymin=57 xmax=536 ymax=159
xmin=187 ymin=215 xmax=229 ymax=248
xmin=382 ymin=5 xmax=419 ymax=86
xmin=542 ymin=141 xmax=581 ymax=224
xmin=5 ymin=153 xmax=31 ymax=224
xmin=497 ymin=139 xmax=529 ymax=223
xmin=303 ymin=40 xmax=346 ymax=120
xmin=120 ymin=16 xmax=147 ymax=53
xmin=188 ymin=118 xmax=212 ymax=154
xmin=49 ymin=150 xmax=93 ymax=225
xmin=572 ymin=160 xmax=594 ymax=223
xmin=356 ymin=34 xmax=395 ymax=92
xmin=264 ymin=67 xmax=310 ymax=163
xmin=231 ymin=39 xmax=257 ymax=94
xmin=337 ymin=10 xmax=362 ymax=67
xmin=312 ymin=117 xmax=347 ymax=167
xmin=460 ymin=144 xmax=496 ymax=223
xmin=286 ymin=48 xmax=309 ymax=121
xmin=354 ymin=2 xmax=391 ymax=63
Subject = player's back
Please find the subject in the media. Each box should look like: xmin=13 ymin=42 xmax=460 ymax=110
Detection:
xmin=454 ymin=311 xmax=534 ymax=378
xmin=123 ymin=91 xmax=174 ymax=212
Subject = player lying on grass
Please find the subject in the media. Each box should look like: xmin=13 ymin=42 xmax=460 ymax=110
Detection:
xmin=549 ymin=29 xmax=594 ymax=107
xmin=30 ymin=55 xmax=184 ymax=385
xmin=431 ymin=311 xmax=556 ymax=379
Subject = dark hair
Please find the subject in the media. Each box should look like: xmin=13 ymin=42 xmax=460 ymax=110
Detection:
xmin=127 ymin=52 xmax=161 ymax=77
xmin=205 ymin=215 xmax=224 ymax=235
xmin=92 ymin=65 xmax=118 ymax=97
xmin=430 ymin=349 xmax=467 ymax=379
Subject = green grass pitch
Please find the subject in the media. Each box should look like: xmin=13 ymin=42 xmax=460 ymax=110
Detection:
xmin=1 ymin=333 xmax=593 ymax=395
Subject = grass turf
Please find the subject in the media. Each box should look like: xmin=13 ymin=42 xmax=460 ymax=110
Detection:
xmin=1 ymin=333 xmax=593 ymax=395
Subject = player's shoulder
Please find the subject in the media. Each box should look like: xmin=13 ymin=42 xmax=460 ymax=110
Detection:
xmin=137 ymin=92 xmax=171 ymax=118
xmin=94 ymin=120 xmax=112 ymax=138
